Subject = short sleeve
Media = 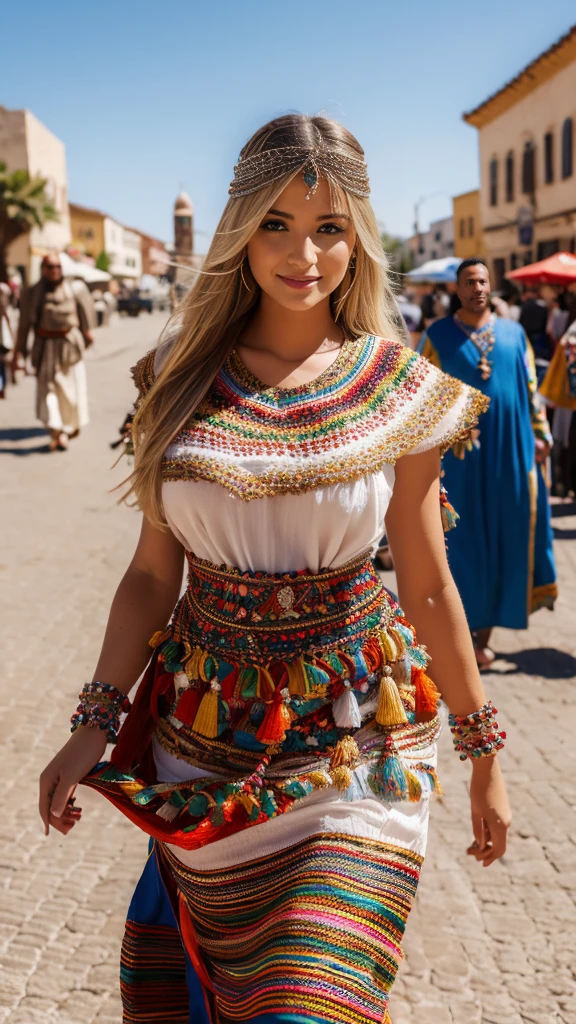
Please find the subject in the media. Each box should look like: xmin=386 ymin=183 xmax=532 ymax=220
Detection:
xmin=404 ymin=358 xmax=489 ymax=457
xmin=131 ymin=349 xmax=156 ymax=406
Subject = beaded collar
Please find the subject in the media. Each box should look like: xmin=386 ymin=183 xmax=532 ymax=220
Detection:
xmin=132 ymin=335 xmax=488 ymax=500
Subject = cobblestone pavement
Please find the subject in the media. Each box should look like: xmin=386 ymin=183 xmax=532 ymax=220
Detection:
xmin=1 ymin=314 xmax=575 ymax=1024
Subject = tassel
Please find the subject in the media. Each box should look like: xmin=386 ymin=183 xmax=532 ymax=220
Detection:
xmin=192 ymin=681 xmax=221 ymax=738
xmin=285 ymin=657 xmax=308 ymax=695
xmin=256 ymin=666 xmax=276 ymax=701
xmin=185 ymin=646 xmax=204 ymax=681
xmin=405 ymin=770 xmax=422 ymax=802
xmin=174 ymin=686 xmax=202 ymax=727
xmin=307 ymin=769 xmax=332 ymax=789
xmin=149 ymin=628 xmax=170 ymax=650
xmin=219 ymin=665 xmax=239 ymax=702
xmin=369 ymin=742 xmax=408 ymax=800
xmin=330 ymin=734 xmax=360 ymax=768
xmin=375 ymin=668 xmax=408 ymax=727
xmin=156 ymin=800 xmax=180 ymax=821
xmin=303 ymin=661 xmax=331 ymax=692
xmin=330 ymin=765 xmax=354 ymax=792
xmin=256 ymin=688 xmax=293 ymax=745
xmin=379 ymin=630 xmax=399 ymax=663
xmin=332 ymin=680 xmax=362 ymax=729
xmin=440 ymin=486 xmax=459 ymax=533
xmin=239 ymin=665 xmax=259 ymax=700
xmin=413 ymin=668 xmax=441 ymax=722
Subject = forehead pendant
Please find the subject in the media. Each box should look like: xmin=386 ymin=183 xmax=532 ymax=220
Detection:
xmin=303 ymin=164 xmax=319 ymax=199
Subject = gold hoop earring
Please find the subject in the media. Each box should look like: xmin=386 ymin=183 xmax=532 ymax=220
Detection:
xmin=240 ymin=258 xmax=251 ymax=291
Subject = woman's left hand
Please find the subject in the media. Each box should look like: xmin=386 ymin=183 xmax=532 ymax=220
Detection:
xmin=468 ymin=756 xmax=511 ymax=866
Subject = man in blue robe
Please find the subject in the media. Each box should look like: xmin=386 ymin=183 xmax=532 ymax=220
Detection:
xmin=418 ymin=258 xmax=557 ymax=667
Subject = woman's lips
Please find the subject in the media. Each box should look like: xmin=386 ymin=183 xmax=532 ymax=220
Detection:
xmin=278 ymin=275 xmax=321 ymax=290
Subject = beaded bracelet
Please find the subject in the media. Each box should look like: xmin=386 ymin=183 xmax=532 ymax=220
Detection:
xmin=448 ymin=700 xmax=506 ymax=761
xmin=70 ymin=681 xmax=131 ymax=743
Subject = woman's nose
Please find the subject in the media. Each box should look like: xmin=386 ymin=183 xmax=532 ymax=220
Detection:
xmin=287 ymin=235 xmax=317 ymax=268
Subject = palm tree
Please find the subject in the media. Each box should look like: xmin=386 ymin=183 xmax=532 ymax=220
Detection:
xmin=0 ymin=162 xmax=59 ymax=282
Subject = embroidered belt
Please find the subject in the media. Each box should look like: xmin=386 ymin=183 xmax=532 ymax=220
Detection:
xmin=82 ymin=553 xmax=442 ymax=851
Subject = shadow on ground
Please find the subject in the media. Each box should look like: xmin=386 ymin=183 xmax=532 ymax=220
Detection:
xmin=0 ymin=426 xmax=50 ymax=455
xmin=550 ymin=501 xmax=576 ymax=518
xmin=494 ymin=646 xmax=576 ymax=678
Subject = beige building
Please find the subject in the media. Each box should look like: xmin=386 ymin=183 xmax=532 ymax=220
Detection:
xmin=463 ymin=25 xmax=576 ymax=287
xmin=0 ymin=106 xmax=71 ymax=283
xmin=453 ymin=190 xmax=484 ymax=260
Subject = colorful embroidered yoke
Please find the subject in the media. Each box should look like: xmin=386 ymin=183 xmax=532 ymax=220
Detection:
xmin=132 ymin=335 xmax=489 ymax=500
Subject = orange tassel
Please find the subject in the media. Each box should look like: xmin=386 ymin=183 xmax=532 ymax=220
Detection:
xmin=256 ymin=688 xmax=293 ymax=745
xmin=413 ymin=668 xmax=441 ymax=722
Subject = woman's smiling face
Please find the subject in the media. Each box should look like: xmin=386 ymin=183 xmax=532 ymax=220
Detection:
xmin=246 ymin=175 xmax=357 ymax=312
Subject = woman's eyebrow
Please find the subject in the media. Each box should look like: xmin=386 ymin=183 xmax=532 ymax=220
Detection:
xmin=317 ymin=213 xmax=350 ymax=221
xmin=267 ymin=208 xmax=294 ymax=220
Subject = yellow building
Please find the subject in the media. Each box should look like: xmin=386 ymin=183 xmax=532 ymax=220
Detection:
xmin=69 ymin=202 xmax=105 ymax=262
xmin=463 ymin=25 xmax=576 ymax=287
xmin=453 ymin=190 xmax=484 ymax=260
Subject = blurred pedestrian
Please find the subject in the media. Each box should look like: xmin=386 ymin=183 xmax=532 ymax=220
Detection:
xmin=540 ymin=321 xmax=576 ymax=498
xmin=14 ymin=254 xmax=96 ymax=451
xmin=519 ymin=286 xmax=552 ymax=385
xmin=418 ymin=258 xmax=557 ymax=667
xmin=0 ymin=282 xmax=14 ymax=397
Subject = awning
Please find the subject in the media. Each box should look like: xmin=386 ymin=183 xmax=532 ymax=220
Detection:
xmin=405 ymin=257 xmax=461 ymax=283
xmin=59 ymin=252 xmax=111 ymax=283
xmin=507 ymin=252 xmax=576 ymax=286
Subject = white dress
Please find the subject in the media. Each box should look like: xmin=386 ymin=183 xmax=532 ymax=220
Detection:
xmin=122 ymin=334 xmax=487 ymax=870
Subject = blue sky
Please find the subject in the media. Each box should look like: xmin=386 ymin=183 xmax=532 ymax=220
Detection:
xmin=1 ymin=1 xmax=574 ymax=249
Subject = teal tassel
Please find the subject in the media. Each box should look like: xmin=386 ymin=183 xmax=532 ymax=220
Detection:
xmin=368 ymin=748 xmax=408 ymax=801
xmin=303 ymin=662 xmax=331 ymax=689
xmin=440 ymin=486 xmax=459 ymax=533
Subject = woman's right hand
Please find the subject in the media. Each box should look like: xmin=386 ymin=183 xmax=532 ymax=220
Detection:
xmin=39 ymin=727 xmax=109 ymax=836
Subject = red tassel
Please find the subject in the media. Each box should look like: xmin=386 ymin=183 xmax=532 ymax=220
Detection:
xmin=413 ymin=667 xmax=441 ymax=722
xmin=256 ymin=688 xmax=293 ymax=745
xmin=219 ymin=666 xmax=239 ymax=702
xmin=174 ymin=686 xmax=202 ymax=726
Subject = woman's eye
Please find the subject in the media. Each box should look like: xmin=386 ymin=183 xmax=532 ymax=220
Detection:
xmin=260 ymin=219 xmax=287 ymax=231
xmin=318 ymin=223 xmax=345 ymax=235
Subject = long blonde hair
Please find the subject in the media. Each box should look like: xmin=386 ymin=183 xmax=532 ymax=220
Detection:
xmin=127 ymin=114 xmax=403 ymax=525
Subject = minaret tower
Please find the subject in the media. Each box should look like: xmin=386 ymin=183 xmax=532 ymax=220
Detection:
xmin=173 ymin=191 xmax=194 ymax=258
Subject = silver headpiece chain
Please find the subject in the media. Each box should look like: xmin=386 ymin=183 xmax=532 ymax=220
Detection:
xmin=228 ymin=146 xmax=370 ymax=200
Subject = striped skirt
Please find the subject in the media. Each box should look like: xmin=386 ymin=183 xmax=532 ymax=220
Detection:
xmin=121 ymin=832 xmax=423 ymax=1024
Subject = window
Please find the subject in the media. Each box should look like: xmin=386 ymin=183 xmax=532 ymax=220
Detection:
xmin=544 ymin=132 xmax=554 ymax=184
xmin=434 ymin=230 xmax=442 ymax=242
xmin=468 ymin=216 xmax=474 ymax=237
xmin=431 ymin=249 xmax=437 ymax=259
xmin=510 ymin=252 xmax=518 ymax=270
xmin=523 ymin=250 xmax=533 ymax=265
xmin=562 ymin=117 xmax=573 ymax=179
xmin=537 ymin=240 xmax=559 ymax=260
xmin=522 ymin=141 xmax=536 ymax=194
xmin=505 ymin=151 xmax=515 ymax=202
xmin=493 ymin=258 xmax=506 ymax=288
xmin=460 ymin=218 xmax=465 ymax=238
xmin=489 ymin=158 xmax=498 ymax=206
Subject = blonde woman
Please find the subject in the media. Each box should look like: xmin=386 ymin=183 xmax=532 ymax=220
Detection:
xmin=39 ymin=115 xmax=510 ymax=1024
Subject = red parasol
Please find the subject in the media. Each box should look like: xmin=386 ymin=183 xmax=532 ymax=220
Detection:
xmin=507 ymin=252 xmax=576 ymax=286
